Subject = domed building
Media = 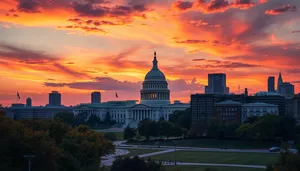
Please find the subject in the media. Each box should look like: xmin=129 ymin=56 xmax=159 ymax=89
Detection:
xmin=140 ymin=52 xmax=170 ymax=106
xmin=73 ymin=51 xmax=189 ymax=128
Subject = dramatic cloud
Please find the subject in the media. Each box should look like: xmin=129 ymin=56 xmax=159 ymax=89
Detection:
xmin=0 ymin=43 xmax=89 ymax=78
xmin=192 ymin=59 xmax=260 ymax=69
xmin=44 ymin=77 xmax=203 ymax=92
xmin=265 ymin=4 xmax=297 ymax=15
xmin=17 ymin=0 xmax=41 ymax=13
xmin=172 ymin=1 xmax=193 ymax=11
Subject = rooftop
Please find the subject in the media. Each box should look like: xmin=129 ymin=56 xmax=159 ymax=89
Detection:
xmin=243 ymin=102 xmax=278 ymax=107
xmin=215 ymin=100 xmax=242 ymax=105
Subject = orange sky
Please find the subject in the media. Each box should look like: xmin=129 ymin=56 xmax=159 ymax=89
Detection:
xmin=0 ymin=0 xmax=300 ymax=106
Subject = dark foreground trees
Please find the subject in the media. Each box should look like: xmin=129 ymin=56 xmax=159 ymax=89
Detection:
xmin=0 ymin=115 xmax=114 ymax=171
xmin=111 ymin=156 xmax=163 ymax=171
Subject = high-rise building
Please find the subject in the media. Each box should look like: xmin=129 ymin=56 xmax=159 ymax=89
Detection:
xmin=91 ymin=92 xmax=101 ymax=103
xmin=26 ymin=97 xmax=32 ymax=107
xmin=205 ymin=73 xmax=229 ymax=94
xmin=49 ymin=91 xmax=61 ymax=106
xmin=278 ymin=82 xmax=295 ymax=97
xmin=277 ymin=72 xmax=283 ymax=92
xmin=268 ymin=76 xmax=275 ymax=92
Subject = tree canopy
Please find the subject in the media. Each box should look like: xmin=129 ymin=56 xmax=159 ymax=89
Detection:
xmin=0 ymin=115 xmax=114 ymax=171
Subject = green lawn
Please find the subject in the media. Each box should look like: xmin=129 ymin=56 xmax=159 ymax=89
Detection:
xmin=123 ymin=148 xmax=162 ymax=157
xmin=164 ymin=166 xmax=264 ymax=171
xmin=150 ymin=151 xmax=278 ymax=165
xmin=127 ymin=139 xmax=280 ymax=149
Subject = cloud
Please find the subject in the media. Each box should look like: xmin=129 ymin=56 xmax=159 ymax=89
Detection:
xmin=44 ymin=76 xmax=204 ymax=92
xmin=291 ymin=81 xmax=300 ymax=84
xmin=292 ymin=31 xmax=300 ymax=33
xmin=265 ymin=4 xmax=297 ymax=15
xmin=172 ymin=1 xmax=193 ymax=11
xmin=93 ymin=47 xmax=152 ymax=72
xmin=17 ymin=0 xmax=41 ymax=13
xmin=192 ymin=59 xmax=260 ymax=69
xmin=0 ymin=43 xmax=89 ymax=78
xmin=192 ymin=58 xmax=205 ymax=61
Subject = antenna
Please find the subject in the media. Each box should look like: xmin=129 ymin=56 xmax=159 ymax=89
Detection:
xmin=238 ymin=85 xmax=240 ymax=94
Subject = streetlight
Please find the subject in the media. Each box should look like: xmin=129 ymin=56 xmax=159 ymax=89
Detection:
xmin=24 ymin=155 xmax=35 ymax=171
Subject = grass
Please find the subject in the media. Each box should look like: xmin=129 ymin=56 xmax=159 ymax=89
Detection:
xmin=150 ymin=151 xmax=278 ymax=165
xmin=124 ymin=148 xmax=162 ymax=157
xmin=164 ymin=166 xmax=264 ymax=171
xmin=127 ymin=139 xmax=280 ymax=149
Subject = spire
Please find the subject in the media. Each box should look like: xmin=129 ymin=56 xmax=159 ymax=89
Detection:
xmin=152 ymin=51 xmax=158 ymax=70
xmin=277 ymin=71 xmax=283 ymax=92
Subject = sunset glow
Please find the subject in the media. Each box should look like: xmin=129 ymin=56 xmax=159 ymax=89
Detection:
xmin=0 ymin=0 xmax=300 ymax=106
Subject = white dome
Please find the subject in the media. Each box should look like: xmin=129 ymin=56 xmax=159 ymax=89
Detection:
xmin=140 ymin=52 xmax=170 ymax=106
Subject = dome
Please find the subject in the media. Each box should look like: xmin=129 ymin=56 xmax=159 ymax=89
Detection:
xmin=145 ymin=69 xmax=166 ymax=80
xmin=140 ymin=51 xmax=170 ymax=106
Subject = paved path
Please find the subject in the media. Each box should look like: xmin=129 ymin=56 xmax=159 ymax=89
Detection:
xmin=117 ymin=144 xmax=271 ymax=154
xmin=162 ymin=162 xmax=266 ymax=169
xmin=137 ymin=149 xmax=175 ymax=158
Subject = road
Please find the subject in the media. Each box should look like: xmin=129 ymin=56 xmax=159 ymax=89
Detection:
xmin=115 ymin=141 xmax=272 ymax=154
xmin=101 ymin=141 xmax=274 ymax=168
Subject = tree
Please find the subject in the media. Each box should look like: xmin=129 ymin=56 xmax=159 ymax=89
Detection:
xmin=138 ymin=119 xmax=157 ymax=140
xmin=157 ymin=120 xmax=173 ymax=139
xmin=111 ymin=156 xmax=163 ymax=171
xmin=279 ymin=115 xmax=296 ymax=141
xmin=0 ymin=115 xmax=115 ymax=171
xmin=55 ymin=112 xmax=75 ymax=125
xmin=224 ymin=122 xmax=240 ymax=138
xmin=104 ymin=132 xmax=117 ymax=141
xmin=207 ymin=118 xmax=221 ymax=138
xmin=169 ymin=108 xmax=191 ymax=130
xmin=252 ymin=115 xmax=280 ymax=140
xmin=244 ymin=116 xmax=259 ymax=124
xmin=236 ymin=123 xmax=255 ymax=140
xmin=87 ymin=114 xmax=101 ymax=128
xmin=124 ymin=126 xmax=136 ymax=140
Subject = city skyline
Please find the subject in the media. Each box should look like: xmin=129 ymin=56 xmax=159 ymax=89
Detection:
xmin=1 ymin=0 xmax=300 ymax=106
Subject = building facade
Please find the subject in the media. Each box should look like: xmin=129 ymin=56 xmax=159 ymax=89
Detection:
xmin=26 ymin=97 xmax=32 ymax=107
xmin=73 ymin=52 xmax=189 ymax=128
xmin=268 ymin=76 xmax=275 ymax=92
xmin=191 ymin=92 xmax=285 ymax=135
xmin=49 ymin=91 xmax=61 ymax=106
xmin=2 ymin=104 xmax=72 ymax=120
xmin=242 ymin=103 xmax=278 ymax=123
xmin=293 ymin=94 xmax=300 ymax=123
xmin=91 ymin=92 xmax=101 ymax=104
xmin=278 ymin=82 xmax=295 ymax=97
xmin=205 ymin=73 xmax=229 ymax=94
xmin=215 ymin=100 xmax=242 ymax=124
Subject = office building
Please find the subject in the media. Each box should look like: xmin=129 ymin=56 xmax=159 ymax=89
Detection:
xmin=285 ymin=97 xmax=294 ymax=116
xmin=268 ymin=76 xmax=275 ymax=92
xmin=191 ymin=91 xmax=285 ymax=135
xmin=242 ymin=103 xmax=278 ymax=123
xmin=2 ymin=104 xmax=72 ymax=120
xmin=49 ymin=91 xmax=61 ymax=106
xmin=215 ymin=100 xmax=242 ymax=124
xmin=249 ymin=92 xmax=285 ymax=115
xmin=278 ymin=82 xmax=294 ymax=97
xmin=293 ymin=94 xmax=300 ymax=122
xmin=26 ymin=97 xmax=32 ymax=107
xmin=73 ymin=52 xmax=189 ymax=128
xmin=276 ymin=72 xmax=294 ymax=97
xmin=91 ymin=92 xmax=101 ymax=103
xmin=277 ymin=72 xmax=283 ymax=92
xmin=205 ymin=73 xmax=229 ymax=94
